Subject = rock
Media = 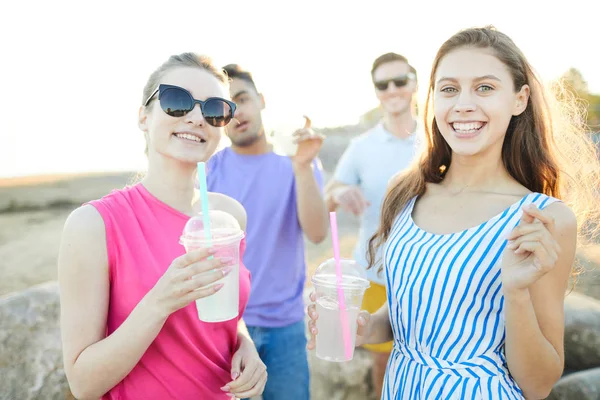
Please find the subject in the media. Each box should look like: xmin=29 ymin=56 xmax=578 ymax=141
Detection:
xmin=546 ymin=368 xmax=600 ymax=400
xmin=308 ymin=346 xmax=376 ymax=400
xmin=0 ymin=282 xmax=72 ymax=400
xmin=564 ymin=291 xmax=600 ymax=371
xmin=574 ymin=247 xmax=600 ymax=301
xmin=4 ymin=283 xmax=599 ymax=400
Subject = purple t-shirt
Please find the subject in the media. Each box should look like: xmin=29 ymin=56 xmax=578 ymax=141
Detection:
xmin=207 ymin=147 xmax=324 ymax=328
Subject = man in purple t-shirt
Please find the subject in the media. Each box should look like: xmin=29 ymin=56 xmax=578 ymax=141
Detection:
xmin=207 ymin=64 xmax=328 ymax=400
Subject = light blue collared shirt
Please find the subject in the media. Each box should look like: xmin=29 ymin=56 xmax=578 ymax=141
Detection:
xmin=333 ymin=122 xmax=422 ymax=285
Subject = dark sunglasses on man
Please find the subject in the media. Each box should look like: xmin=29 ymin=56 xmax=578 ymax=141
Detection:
xmin=144 ymin=84 xmax=237 ymax=127
xmin=373 ymin=72 xmax=416 ymax=91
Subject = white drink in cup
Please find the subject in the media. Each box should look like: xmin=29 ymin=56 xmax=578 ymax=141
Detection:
xmin=272 ymin=129 xmax=298 ymax=156
xmin=180 ymin=210 xmax=244 ymax=323
xmin=271 ymin=115 xmax=312 ymax=157
xmin=311 ymin=258 xmax=370 ymax=362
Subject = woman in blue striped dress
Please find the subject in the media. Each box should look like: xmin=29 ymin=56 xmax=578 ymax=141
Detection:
xmin=307 ymin=26 xmax=600 ymax=399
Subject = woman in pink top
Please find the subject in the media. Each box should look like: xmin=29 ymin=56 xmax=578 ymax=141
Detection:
xmin=58 ymin=53 xmax=267 ymax=399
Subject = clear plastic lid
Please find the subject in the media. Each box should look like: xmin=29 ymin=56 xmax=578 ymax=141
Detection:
xmin=180 ymin=210 xmax=244 ymax=245
xmin=311 ymin=258 xmax=370 ymax=289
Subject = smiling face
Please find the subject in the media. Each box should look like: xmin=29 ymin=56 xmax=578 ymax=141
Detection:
xmin=138 ymin=67 xmax=229 ymax=164
xmin=373 ymin=60 xmax=417 ymax=116
xmin=433 ymin=47 xmax=529 ymax=158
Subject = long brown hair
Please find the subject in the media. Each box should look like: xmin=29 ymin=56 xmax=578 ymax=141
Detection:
xmin=367 ymin=26 xmax=600 ymax=273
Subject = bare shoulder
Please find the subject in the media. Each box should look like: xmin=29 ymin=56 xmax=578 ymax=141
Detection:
xmin=59 ymin=204 xmax=111 ymax=377
xmin=208 ymin=193 xmax=247 ymax=231
xmin=62 ymin=204 xmax=106 ymax=243
xmin=58 ymin=204 xmax=108 ymax=277
xmin=542 ymin=201 xmax=578 ymax=238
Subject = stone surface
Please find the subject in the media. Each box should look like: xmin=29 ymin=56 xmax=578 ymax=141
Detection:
xmin=2 ymin=285 xmax=600 ymax=399
xmin=308 ymin=346 xmax=376 ymax=400
xmin=547 ymin=368 xmax=600 ymax=400
xmin=0 ymin=282 xmax=72 ymax=400
xmin=563 ymin=291 xmax=600 ymax=372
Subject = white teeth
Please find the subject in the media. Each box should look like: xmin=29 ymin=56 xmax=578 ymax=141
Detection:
xmin=175 ymin=133 xmax=203 ymax=142
xmin=452 ymin=122 xmax=484 ymax=132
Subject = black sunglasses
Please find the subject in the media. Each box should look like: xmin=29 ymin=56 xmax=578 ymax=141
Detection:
xmin=143 ymin=84 xmax=236 ymax=127
xmin=373 ymin=73 xmax=416 ymax=91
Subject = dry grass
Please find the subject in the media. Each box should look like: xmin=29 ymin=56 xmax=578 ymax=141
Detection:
xmin=0 ymin=171 xmax=598 ymax=301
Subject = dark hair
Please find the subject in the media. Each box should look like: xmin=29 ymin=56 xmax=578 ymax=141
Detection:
xmin=141 ymin=52 xmax=227 ymax=105
xmin=223 ymin=64 xmax=258 ymax=92
xmin=371 ymin=52 xmax=417 ymax=81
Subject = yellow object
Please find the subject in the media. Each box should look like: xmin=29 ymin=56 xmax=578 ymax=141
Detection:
xmin=361 ymin=281 xmax=393 ymax=353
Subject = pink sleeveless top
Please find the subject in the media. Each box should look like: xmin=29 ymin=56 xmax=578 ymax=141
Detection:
xmin=87 ymin=183 xmax=251 ymax=400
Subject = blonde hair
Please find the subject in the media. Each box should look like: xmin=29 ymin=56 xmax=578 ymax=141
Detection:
xmin=141 ymin=53 xmax=228 ymax=155
xmin=141 ymin=52 xmax=227 ymax=105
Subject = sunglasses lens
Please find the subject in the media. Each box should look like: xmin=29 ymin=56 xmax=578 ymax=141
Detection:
xmin=374 ymin=81 xmax=388 ymax=91
xmin=375 ymin=76 xmax=412 ymax=91
xmin=393 ymin=78 xmax=409 ymax=87
xmin=203 ymin=99 xmax=233 ymax=127
xmin=160 ymin=88 xmax=193 ymax=117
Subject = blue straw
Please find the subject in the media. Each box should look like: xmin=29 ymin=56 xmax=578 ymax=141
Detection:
xmin=197 ymin=162 xmax=213 ymax=254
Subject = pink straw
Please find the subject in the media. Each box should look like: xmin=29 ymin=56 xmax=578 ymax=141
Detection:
xmin=329 ymin=211 xmax=352 ymax=360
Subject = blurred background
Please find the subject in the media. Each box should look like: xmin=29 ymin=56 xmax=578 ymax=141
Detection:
xmin=2 ymin=0 xmax=599 ymax=179
xmin=1 ymin=1 xmax=599 ymax=399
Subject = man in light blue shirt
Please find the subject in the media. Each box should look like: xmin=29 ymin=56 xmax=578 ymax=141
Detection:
xmin=325 ymin=52 xmax=421 ymax=399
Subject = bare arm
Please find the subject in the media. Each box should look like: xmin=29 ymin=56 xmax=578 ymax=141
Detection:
xmin=324 ymin=179 xmax=347 ymax=212
xmin=503 ymin=203 xmax=577 ymax=399
xmin=224 ymin=319 xmax=267 ymax=398
xmin=324 ymin=179 xmax=370 ymax=216
xmin=288 ymin=120 xmax=328 ymax=244
xmin=293 ymin=162 xmax=328 ymax=244
xmin=59 ymin=205 xmax=229 ymax=399
xmin=58 ymin=205 xmax=168 ymax=399
xmin=236 ymin=318 xmax=251 ymax=341
xmin=324 ymin=137 xmax=370 ymax=215
xmin=357 ymin=301 xmax=394 ymax=346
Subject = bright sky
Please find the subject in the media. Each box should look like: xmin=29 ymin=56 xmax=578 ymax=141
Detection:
xmin=1 ymin=0 xmax=597 ymax=178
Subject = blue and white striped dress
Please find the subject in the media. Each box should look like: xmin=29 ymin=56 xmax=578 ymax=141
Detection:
xmin=382 ymin=192 xmax=558 ymax=399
